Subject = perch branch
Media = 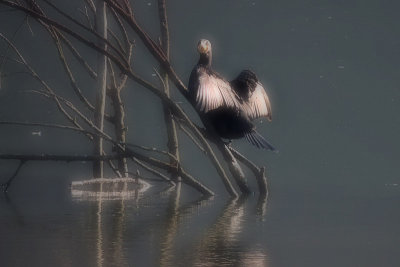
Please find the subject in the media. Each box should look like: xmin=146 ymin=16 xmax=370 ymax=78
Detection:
xmin=229 ymin=147 xmax=269 ymax=195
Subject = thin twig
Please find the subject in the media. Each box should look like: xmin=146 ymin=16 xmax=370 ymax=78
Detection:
xmin=0 ymin=33 xmax=85 ymax=131
xmin=0 ymin=160 xmax=26 ymax=192
xmin=53 ymin=34 xmax=95 ymax=111
xmin=133 ymin=157 xmax=175 ymax=186
xmin=41 ymin=0 xmax=126 ymax=60
xmin=177 ymin=121 xmax=206 ymax=154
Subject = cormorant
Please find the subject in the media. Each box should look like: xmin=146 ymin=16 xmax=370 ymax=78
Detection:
xmin=188 ymin=39 xmax=276 ymax=150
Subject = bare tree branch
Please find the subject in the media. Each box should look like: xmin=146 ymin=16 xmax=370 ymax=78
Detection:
xmin=93 ymin=0 xmax=109 ymax=177
xmin=0 ymin=120 xmax=213 ymax=195
xmin=156 ymin=0 xmax=180 ymax=182
xmin=229 ymin=147 xmax=269 ymax=195
xmin=53 ymin=34 xmax=95 ymax=111
xmin=0 ymin=0 xmax=130 ymax=70
xmin=41 ymin=0 xmax=126 ymax=60
xmin=0 ymin=33 xmax=85 ymax=131
xmin=177 ymin=122 xmax=206 ymax=154
xmin=0 ymin=0 xmax=270 ymax=197
xmin=59 ymin=33 xmax=97 ymax=79
xmin=133 ymin=157 xmax=175 ymax=186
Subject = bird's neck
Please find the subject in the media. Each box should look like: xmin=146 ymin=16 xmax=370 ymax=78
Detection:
xmin=198 ymin=53 xmax=212 ymax=67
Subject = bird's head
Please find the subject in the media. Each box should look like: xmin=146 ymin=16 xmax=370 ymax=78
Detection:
xmin=197 ymin=39 xmax=212 ymax=55
xmin=197 ymin=39 xmax=212 ymax=66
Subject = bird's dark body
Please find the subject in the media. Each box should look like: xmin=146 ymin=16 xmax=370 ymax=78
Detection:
xmin=188 ymin=39 xmax=275 ymax=150
xmin=203 ymin=107 xmax=253 ymax=140
xmin=189 ymin=65 xmax=255 ymax=140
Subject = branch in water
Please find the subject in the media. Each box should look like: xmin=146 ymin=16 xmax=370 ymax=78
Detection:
xmin=229 ymin=147 xmax=269 ymax=196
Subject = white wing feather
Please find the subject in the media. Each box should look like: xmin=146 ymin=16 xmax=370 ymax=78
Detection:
xmin=196 ymin=73 xmax=239 ymax=113
xmin=241 ymin=82 xmax=272 ymax=121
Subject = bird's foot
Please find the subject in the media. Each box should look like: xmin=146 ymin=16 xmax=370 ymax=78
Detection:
xmin=223 ymin=140 xmax=233 ymax=147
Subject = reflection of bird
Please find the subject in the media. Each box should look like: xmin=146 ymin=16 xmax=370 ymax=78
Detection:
xmin=189 ymin=39 xmax=276 ymax=150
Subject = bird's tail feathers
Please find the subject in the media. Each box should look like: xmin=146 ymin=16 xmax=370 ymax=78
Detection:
xmin=245 ymin=130 xmax=277 ymax=151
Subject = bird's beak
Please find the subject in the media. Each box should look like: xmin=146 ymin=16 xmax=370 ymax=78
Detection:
xmin=198 ymin=43 xmax=208 ymax=54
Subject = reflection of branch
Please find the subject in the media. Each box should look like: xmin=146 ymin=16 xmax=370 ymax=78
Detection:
xmin=191 ymin=197 xmax=247 ymax=266
xmin=256 ymin=192 xmax=268 ymax=218
xmin=0 ymin=160 xmax=26 ymax=192
xmin=159 ymin=183 xmax=181 ymax=266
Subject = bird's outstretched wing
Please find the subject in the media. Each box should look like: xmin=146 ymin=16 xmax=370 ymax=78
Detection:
xmin=196 ymin=73 xmax=240 ymax=113
xmin=241 ymin=82 xmax=272 ymax=121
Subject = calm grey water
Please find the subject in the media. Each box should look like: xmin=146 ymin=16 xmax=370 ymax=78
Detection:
xmin=1 ymin=0 xmax=400 ymax=266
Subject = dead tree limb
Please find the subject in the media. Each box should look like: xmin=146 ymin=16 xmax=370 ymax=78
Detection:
xmin=1 ymin=4 xmax=237 ymax=196
xmin=133 ymin=158 xmax=175 ymax=186
xmin=177 ymin=122 xmax=206 ymax=154
xmin=93 ymin=0 xmax=108 ymax=177
xmin=41 ymin=0 xmax=126 ymax=60
xmin=0 ymin=151 xmax=213 ymax=196
xmin=0 ymin=0 xmax=266 ymax=197
xmin=157 ymin=0 xmax=180 ymax=182
xmin=53 ymin=34 xmax=95 ymax=111
xmin=0 ymin=33 xmax=86 ymax=132
xmin=108 ymin=64 xmax=129 ymax=176
xmin=229 ymin=147 xmax=269 ymax=196
xmin=0 ymin=121 xmax=212 ymax=195
xmin=216 ymin=143 xmax=251 ymax=194
xmin=60 ymin=33 xmax=97 ymax=79
xmin=0 ymin=1 xmax=130 ymax=70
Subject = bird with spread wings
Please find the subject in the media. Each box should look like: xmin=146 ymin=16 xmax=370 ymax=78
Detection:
xmin=189 ymin=39 xmax=275 ymax=150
